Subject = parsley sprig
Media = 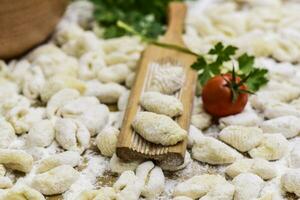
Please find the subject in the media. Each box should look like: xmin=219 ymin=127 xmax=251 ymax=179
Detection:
xmin=117 ymin=21 xmax=269 ymax=97
xmin=90 ymin=0 xmax=182 ymax=39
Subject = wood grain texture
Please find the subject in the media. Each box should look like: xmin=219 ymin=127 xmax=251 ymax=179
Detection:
xmin=116 ymin=2 xmax=197 ymax=166
xmin=0 ymin=0 xmax=68 ymax=60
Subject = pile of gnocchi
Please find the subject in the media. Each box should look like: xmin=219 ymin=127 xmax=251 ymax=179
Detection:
xmin=0 ymin=0 xmax=299 ymax=200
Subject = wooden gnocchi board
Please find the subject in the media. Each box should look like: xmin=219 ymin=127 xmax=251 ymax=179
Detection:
xmin=116 ymin=2 xmax=197 ymax=166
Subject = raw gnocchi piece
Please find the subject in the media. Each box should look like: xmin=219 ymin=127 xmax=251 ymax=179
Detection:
xmin=97 ymin=64 xmax=131 ymax=83
xmin=40 ymin=75 xmax=86 ymax=102
xmin=149 ymin=64 xmax=185 ymax=94
xmin=219 ymin=125 xmax=263 ymax=152
xmin=132 ymin=112 xmax=187 ymax=146
xmin=0 ymin=176 xmax=13 ymax=189
xmin=199 ymin=182 xmax=235 ymax=200
xmin=289 ymin=145 xmax=300 ymax=168
xmin=0 ymin=149 xmax=33 ymax=173
xmin=96 ymin=126 xmax=120 ymax=157
xmin=225 ymin=158 xmax=277 ymax=180
xmin=55 ymin=118 xmax=90 ymax=153
xmin=263 ymin=102 xmax=300 ymax=119
xmin=109 ymin=154 xmax=140 ymax=174
xmin=0 ymin=117 xmax=16 ymax=148
xmin=113 ymin=170 xmax=144 ymax=200
xmin=192 ymin=136 xmax=242 ymax=165
xmin=117 ymin=90 xmax=130 ymax=111
xmin=54 ymin=23 xmax=84 ymax=46
xmin=26 ymin=120 xmax=55 ymax=147
xmin=22 ymin=67 xmax=45 ymax=100
xmin=219 ymin=110 xmax=262 ymax=128
xmin=233 ymin=173 xmax=264 ymax=200
xmin=46 ymin=88 xmax=80 ymax=118
xmin=173 ymin=174 xmax=229 ymax=199
xmin=60 ymin=97 xmax=109 ymax=135
xmin=260 ymin=116 xmax=300 ymax=138
xmin=125 ymin=72 xmax=136 ymax=88
xmin=3 ymin=185 xmax=45 ymax=200
xmin=0 ymin=164 xmax=5 ymax=176
xmin=77 ymin=187 xmax=116 ymax=200
xmin=62 ymin=32 xmax=102 ymax=58
xmin=249 ymin=134 xmax=288 ymax=160
xmin=140 ymin=92 xmax=183 ymax=117
xmin=187 ymin=125 xmax=204 ymax=149
xmin=26 ymin=43 xmax=62 ymax=62
xmin=191 ymin=113 xmax=212 ymax=130
xmin=85 ymin=82 xmax=127 ymax=104
xmin=36 ymin=151 xmax=81 ymax=173
xmin=281 ymin=169 xmax=300 ymax=197
xmin=159 ymin=151 xmax=191 ymax=171
xmin=136 ymin=161 xmax=165 ymax=199
xmin=32 ymin=165 xmax=79 ymax=195
xmin=173 ymin=197 xmax=193 ymax=200
xmin=79 ymin=51 xmax=106 ymax=80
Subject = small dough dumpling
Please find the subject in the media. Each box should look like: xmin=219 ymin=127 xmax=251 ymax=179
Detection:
xmin=78 ymin=51 xmax=106 ymax=80
xmin=46 ymin=88 xmax=80 ymax=118
xmin=0 ymin=176 xmax=13 ymax=189
xmin=289 ymin=145 xmax=300 ymax=168
xmin=149 ymin=64 xmax=185 ymax=94
xmin=192 ymin=136 xmax=242 ymax=165
xmin=140 ymin=91 xmax=183 ymax=117
xmin=96 ymin=126 xmax=120 ymax=157
xmin=60 ymin=97 xmax=109 ymax=135
xmin=219 ymin=109 xmax=262 ymax=128
xmin=97 ymin=63 xmax=131 ymax=83
xmin=55 ymin=118 xmax=90 ymax=153
xmin=40 ymin=75 xmax=86 ymax=102
xmin=199 ymin=182 xmax=235 ymax=200
xmin=117 ymin=90 xmax=130 ymax=111
xmin=191 ymin=113 xmax=212 ymax=130
xmin=109 ymin=154 xmax=141 ymax=174
xmin=219 ymin=125 xmax=263 ymax=152
xmin=132 ymin=112 xmax=187 ymax=146
xmin=225 ymin=158 xmax=277 ymax=180
xmin=77 ymin=187 xmax=116 ymax=200
xmin=0 ymin=149 xmax=33 ymax=173
xmin=281 ymin=169 xmax=300 ymax=197
xmin=85 ymin=82 xmax=127 ymax=104
xmin=233 ymin=173 xmax=264 ymax=200
xmin=0 ymin=117 xmax=16 ymax=148
xmin=32 ymin=165 xmax=79 ymax=195
xmin=187 ymin=125 xmax=205 ymax=149
xmin=173 ymin=197 xmax=193 ymax=200
xmin=113 ymin=170 xmax=144 ymax=200
xmin=249 ymin=133 xmax=288 ymax=161
xmin=260 ymin=116 xmax=300 ymax=138
xmin=36 ymin=151 xmax=81 ymax=173
xmin=136 ymin=161 xmax=165 ymax=199
xmin=26 ymin=119 xmax=55 ymax=147
xmin=3 ymin=185 xmax=45 ymax=200
xmin=173 ymin=174 xmax=229 ymax=199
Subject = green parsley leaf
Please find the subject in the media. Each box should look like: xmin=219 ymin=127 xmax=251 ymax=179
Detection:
xmin=209 ymin=42 xmax=238 ymax=64
xmin=244 ymin=68 xmax=268 ymax=92
xmin=238 ymin=53 xmax=255 ymax=74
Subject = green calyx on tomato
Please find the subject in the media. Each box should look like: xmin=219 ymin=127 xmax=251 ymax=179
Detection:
xmin=117 ymin=21 xmax=269 ymax=117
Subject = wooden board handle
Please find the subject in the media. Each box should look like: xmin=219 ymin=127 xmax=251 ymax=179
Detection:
xmin=164 ymin=2 xmax=187 ymax=42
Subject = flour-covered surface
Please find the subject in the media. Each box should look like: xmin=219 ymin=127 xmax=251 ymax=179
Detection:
xmin=0 ymin=0 xmax=300 ymax=199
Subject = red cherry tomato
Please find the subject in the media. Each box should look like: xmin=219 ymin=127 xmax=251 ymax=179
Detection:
xmin=202 ymin=74 xmax=248 ymax=118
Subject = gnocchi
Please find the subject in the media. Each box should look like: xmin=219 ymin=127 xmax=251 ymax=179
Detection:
xmin=0 ymin=149 xmax=33 ymax=173
xmin=109 ymin=154 xmax=140 ymax=174
xmin=192 ymin=136 xmax=242 ymax=165
xmin=132 ymin=112 xmax=187 ymax=146
xmin=2 ymin=185 xmax=45 ymax=200
xmin=140 ymin=91 xmax=183 ymax=117
xmin=32 ymin=165 xmax=79 ymax=195
xmin=219 ymin=125 xmax=263 ymax=152
xmin=281 ymin=169 xmax=300 ymax=197
xmin=0 ymin=117 xmax=16 ymax=148
xmin=55 ymin=118 xmax=90 ymax=153
xmin=96 ymin=126 xmax=120 ymax=157
xmin=136 ymin=161 xmax=165 ymax=199
xmin=26 ymin=119 xmax=55 ymax=147
xmin=289 ymin=144 xmax=300 ymax=168
xmin=249 ymin=133 xmax=288 ymax=160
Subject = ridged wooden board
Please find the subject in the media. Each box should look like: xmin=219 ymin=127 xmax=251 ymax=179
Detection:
xmin=116 ymin=2 xmax=197 ymax=166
